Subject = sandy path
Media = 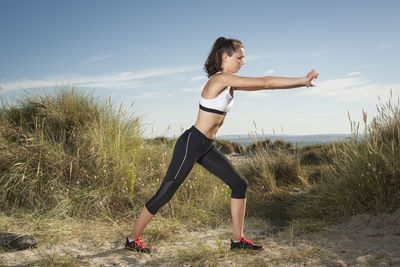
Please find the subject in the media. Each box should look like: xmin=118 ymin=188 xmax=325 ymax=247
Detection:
xmin=1 ymin=209 xmax=399 ymax=267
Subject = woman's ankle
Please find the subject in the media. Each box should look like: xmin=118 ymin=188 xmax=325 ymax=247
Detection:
xmin=232 ymin=235 xmax=243 ymax=241
xmin=129 ymin=233 xmax=140 ymax=240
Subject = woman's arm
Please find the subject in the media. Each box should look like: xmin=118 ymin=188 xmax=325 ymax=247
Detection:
xmin=217 ymin=69 xmax=319 ymax=91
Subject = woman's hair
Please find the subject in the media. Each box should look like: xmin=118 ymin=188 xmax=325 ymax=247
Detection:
xmin=204 ymin=37 xmax=244 ymax=78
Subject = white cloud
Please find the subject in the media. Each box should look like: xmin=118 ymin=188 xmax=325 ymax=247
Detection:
xmin=190 ymin=75 xmax=207 ymax=83
xmin=347 ymin=72 xmax=361 ymax=76
xmin=246 ymin=53 xmax=279 ymax=62
xmin=263 ymin=69 xmax=275 ymax=75
xmin=378 ymin=44 xmax=393 ymax=50
xmin=1 ymin=65 xmax=202 ymax=92
xmin=181 ymin=85 xmax=203 ymax=92
xmin=1 ymin=75 xmax=73 ymax=91
xmin=136 ymin=91 xmax=175 ymax=99
xmin=308 ymin=52 xmax=321 ymax=57
xmin=237 ymin=100 xmax=255 ymax=106
xmin=81 ymin=54 xmax=117 ymax=64
xmin=300 ymin=77 xmax=400 ymax=103
xmin=243 ymin=91 xmax=271 ymax=98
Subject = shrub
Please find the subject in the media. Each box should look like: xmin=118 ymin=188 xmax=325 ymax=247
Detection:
xmin=292 ymin=92 xmax=400 ymax=221
xmin=237 ymin=147 xmax=302 ymax=197
xmin=247 ymin=138 xmax=296 ymax=155
xmin=214 ymin=138 xmax=244 ymax=154
xmin=298 ymin=144 xmax=335 ymax=165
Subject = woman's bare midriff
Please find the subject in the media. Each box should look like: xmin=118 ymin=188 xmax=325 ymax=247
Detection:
xmin=194 ymin=109 xmax=226 ymax=140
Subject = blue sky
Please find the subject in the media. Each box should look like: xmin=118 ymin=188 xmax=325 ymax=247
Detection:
xmin=1 ymin=0 xmax=399 ymax=138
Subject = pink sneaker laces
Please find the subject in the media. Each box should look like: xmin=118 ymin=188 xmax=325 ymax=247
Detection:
xmin=239 ymin=236 xmax=255 ymax=245
xmin=134 ymin=238 xmax=148 ymax=248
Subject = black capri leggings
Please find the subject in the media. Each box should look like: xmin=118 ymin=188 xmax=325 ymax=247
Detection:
xmin=145 ymin=125 xmax=248 ymax=215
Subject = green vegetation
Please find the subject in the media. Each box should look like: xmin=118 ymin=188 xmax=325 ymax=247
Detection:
xmin=1 ymin=86 xmax=399 ymax=234
xmin=291 ymin=93 xmax=400 ymax=221
xmin=297 ymin=143 xmax=335 ymax=165
xmin=238 ymin=148 xmax=303 ymax=194
xmin=0 ymin=88 xmax=231 ymax=226
xmin=247 ymin=138 xmax=296 ymax=154
xmin=214 ymin=138 xmax=245 ymax=154
xmin=0 ymin=88 xmax=143 ymax=219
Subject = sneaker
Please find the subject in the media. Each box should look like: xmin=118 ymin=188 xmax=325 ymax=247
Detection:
xmin=230 ymin=236 xmax=264 ymax=251
xmin=125 ymin=237 xmax=151 ymax=253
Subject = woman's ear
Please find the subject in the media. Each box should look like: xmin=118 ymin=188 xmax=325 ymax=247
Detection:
xmin=222 ymin=52 xmax=228 ymax=63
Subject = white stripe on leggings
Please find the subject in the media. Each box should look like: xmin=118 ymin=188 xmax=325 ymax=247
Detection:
xmin=173 ymin=132 xmax=191 ymax=180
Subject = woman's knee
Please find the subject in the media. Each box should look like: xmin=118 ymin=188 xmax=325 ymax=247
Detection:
xmin=239 ymin=176 xmax=248 ymax=192
xmin=231 ymin=176 xmax=248 ymax=198
xmin=145 ymin=180 xmax=177 ymax=215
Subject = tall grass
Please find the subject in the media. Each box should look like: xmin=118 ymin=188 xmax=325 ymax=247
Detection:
xmin=3 ymin=86 xmax=397 ymax=230
xmin=292 ymin=91 xmax=400 ymax=221
xmin=238 ymin=148 xmax=303 ymax=196
xmin=0 ymin=88 xmax=231 ymax=225
xmin=0 ymin=88 xmax=143 ymax=218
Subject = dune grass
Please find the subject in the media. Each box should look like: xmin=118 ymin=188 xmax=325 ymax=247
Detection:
xmin=291 ymin=91 xmax=400 ymax=222
xmin=0 ymin=87 xmax=232 ymax=228
xmin=0 ymin=88 xmax=143 ymax=219
xmin=1 ymin=86 xmax=399 ymax=240
xmin=237 ymin=147 xmax=304 ymax=195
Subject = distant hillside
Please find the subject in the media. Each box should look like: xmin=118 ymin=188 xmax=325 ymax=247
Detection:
xmin=217 ymin=133 xmax=363 ymax=148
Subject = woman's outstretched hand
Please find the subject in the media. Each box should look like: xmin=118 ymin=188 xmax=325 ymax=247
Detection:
xmin=305 ymin=69 xmax=319 ymax=87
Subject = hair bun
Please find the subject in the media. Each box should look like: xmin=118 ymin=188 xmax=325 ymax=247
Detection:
xmin=217 ymin=37 xmax=226 ymax=43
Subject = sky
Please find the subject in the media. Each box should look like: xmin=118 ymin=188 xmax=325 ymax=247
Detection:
xmin=1 ymin=0 xmax=400 ymax=138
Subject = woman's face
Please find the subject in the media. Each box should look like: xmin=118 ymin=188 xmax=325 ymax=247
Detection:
xmin=224 ymin=47 xmax=245 ymax=73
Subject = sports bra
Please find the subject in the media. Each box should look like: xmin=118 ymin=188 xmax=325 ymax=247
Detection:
xmin=199 ymin=72 xmax=234 ymax=115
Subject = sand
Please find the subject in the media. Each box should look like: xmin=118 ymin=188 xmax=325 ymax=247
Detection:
xmin=1 ymin=208 xmax=399 ymax=267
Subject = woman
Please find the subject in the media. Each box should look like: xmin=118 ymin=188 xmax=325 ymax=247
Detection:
xmin=125 ymin=37 xmax=319 ymax=253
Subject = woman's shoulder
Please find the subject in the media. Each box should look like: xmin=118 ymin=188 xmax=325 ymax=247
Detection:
xmin=209 ymin=72 xmax=239 ymax=87
xmin=209 ymin=71 xmax=232 ymax=82
xmin=203 ymin=74 xmax=230 ymax=97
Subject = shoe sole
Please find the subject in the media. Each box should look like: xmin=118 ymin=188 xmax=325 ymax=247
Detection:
xmin=231 ymin=247 xmax=264 ymax=251
xmin=125 ymin=247 xmax=151 ymax=253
